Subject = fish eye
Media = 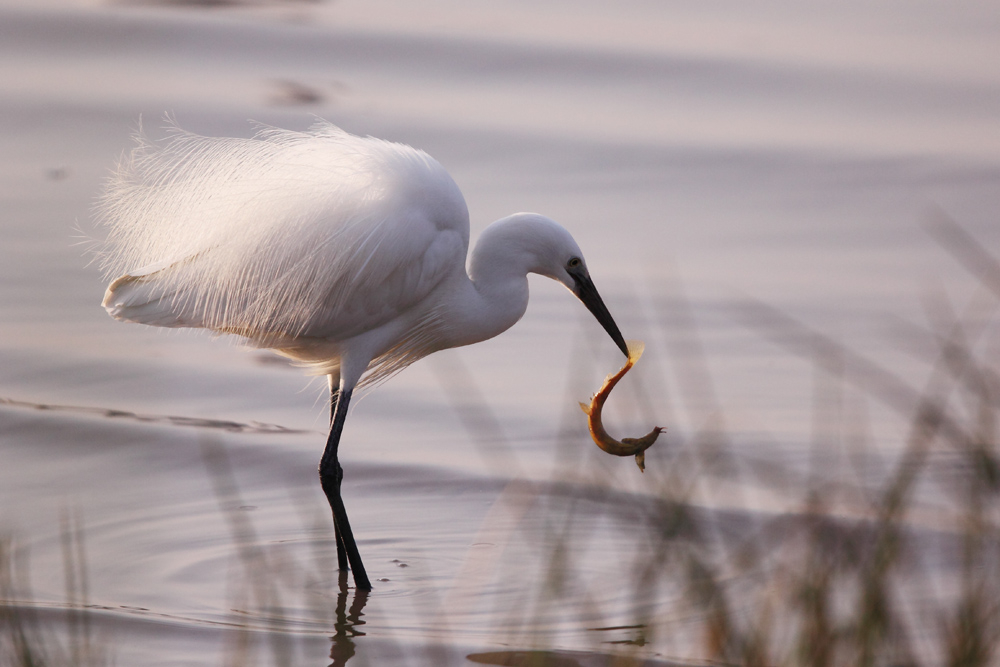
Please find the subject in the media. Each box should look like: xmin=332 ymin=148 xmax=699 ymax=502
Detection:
xmin=567 ymin=257 xmax=582 ymax=270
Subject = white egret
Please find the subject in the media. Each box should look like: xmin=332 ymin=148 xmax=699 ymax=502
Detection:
xmin=97 ymin=121 xmax=628 ymax=591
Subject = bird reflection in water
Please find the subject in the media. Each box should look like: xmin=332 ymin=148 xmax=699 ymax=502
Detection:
xmin=328 ymin=570 xmax=368 ymax=666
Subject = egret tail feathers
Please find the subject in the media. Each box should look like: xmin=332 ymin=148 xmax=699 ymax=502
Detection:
xmin=102 ymin=256 xmax=209 ymax=328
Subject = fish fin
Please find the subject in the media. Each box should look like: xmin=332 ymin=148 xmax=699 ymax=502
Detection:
xmin=635 ymin=451 xmax=645 ymax=472
xmin=578 ymin=401 xmax=592 ymax=415
xmin=625 ymin=339 xmax=645 ymax=363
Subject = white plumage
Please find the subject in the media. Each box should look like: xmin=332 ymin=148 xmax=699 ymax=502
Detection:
xmin=96 ymin=120 xmax=628 ymax=590
xmin=99 ymin=122 xmax=470 ymax=384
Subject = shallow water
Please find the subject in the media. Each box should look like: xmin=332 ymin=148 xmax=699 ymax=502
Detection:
xmin=1 ymin=0 xmax=999 ymax=664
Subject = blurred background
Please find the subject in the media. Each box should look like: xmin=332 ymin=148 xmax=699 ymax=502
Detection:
xmin=1 ymin=1 xmax=999 ymax=665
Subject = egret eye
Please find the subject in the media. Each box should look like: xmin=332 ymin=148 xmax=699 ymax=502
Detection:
xmin=97 ymin=119 xmax=631 ymax=593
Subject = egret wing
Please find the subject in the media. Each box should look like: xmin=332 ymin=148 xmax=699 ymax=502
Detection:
xmin=98 ymin=121 xmax=470 ymax=344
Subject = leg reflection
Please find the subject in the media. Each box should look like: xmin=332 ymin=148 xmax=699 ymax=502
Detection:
xmin=328 ymin=570 xmax=368 ymax=667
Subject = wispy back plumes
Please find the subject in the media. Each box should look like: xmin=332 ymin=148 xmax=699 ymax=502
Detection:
xmin=95 ymin=119 xmax=469 ymax=381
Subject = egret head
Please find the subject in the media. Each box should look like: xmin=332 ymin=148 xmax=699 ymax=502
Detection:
xmin=480 ymin=213 xmax=629 ymax=357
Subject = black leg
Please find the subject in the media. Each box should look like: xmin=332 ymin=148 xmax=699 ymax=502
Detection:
xmin=320 ymin=387 xmax=372 ymax=591
xmin=329 ymin=387 xmax=349 ymax=572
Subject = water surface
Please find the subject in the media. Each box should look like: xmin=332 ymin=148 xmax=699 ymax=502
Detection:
xmin=1 ymin=1 xmax=999 ymax=664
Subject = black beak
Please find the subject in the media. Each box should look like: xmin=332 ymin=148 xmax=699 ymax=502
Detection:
xmin=572 ymin=272 xmax=629 ymax=357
